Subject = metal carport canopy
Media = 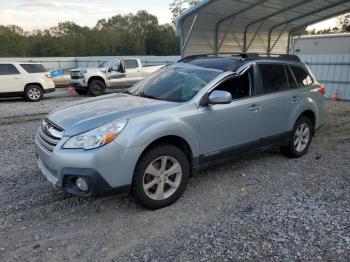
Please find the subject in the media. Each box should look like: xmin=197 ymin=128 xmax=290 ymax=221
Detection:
xmin=176 ymin=0 xmax=350 ymax=57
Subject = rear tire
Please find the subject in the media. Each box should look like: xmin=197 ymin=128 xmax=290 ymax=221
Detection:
xmin=281 ymin=116 xmax=314 ymax=158
xmin=74 ymin=88 xmax=88 ymax=95
xmin=132 ymin=144 xmax=190 ymax=210
xmin=88 ymin=79 xmax=106 ymax=97
xmin=24 ymin=85 xmax=43 ymax=102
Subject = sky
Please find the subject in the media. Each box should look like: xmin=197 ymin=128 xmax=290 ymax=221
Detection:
xmin=0 ymin=0 xmax=174 ymax=31
xmin=0 ymin=0 xmax=339 ymax=32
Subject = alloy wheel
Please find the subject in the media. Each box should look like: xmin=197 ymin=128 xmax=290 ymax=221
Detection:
xmin=294 ymin=123 xmax=310 ymax=152
xmin=142 ymin=156 xmax=182 ymax=201
xmin=28 ymin=87 xmax=41 ymax=100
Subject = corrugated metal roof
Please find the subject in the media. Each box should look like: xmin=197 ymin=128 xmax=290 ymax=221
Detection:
xmin=176 ymin=0 xmax=350 ymax=57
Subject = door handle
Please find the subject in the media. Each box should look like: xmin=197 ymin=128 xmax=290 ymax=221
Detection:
xmin=291 ymin=96 xmax=300 ymax=103
xmin=14 ymin=77 xmax=22 ymax=79
xmin=249 ymin=104 xmax=262 ymax=112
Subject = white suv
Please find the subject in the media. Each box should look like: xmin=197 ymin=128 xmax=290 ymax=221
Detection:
xmin=0 ymin=62 xmax=55 ymax=102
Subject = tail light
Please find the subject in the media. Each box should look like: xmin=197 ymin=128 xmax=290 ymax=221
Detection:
xmin=319 ymin=85 xmax=326 ymax=96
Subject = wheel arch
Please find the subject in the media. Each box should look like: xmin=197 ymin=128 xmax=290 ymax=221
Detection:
xmin=138 ymin=135 xmax=194 ymax=168
xmin=131 ymin=135 xmax=195 ymax=181
xmin=24 ymin=83 xmax=44 ymax=92
xmin=88 ymin=76 xmax=106 ymax=86
xmin=296 ymin=110 xmax=316 ymax=136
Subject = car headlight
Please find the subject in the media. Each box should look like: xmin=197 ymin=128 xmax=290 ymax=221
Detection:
xmin=63 ymin=119 xmax=128 ymax=150
xmin=80 ymin=69 xmax=87 ymax=75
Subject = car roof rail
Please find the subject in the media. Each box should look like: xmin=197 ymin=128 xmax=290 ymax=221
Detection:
xmin=274 ymin=54 xmax=301 ymax=62
xmin=242 ymin=53 xmax=301 ymax=62
xmin=179 ymin=53 xmax=300 ymax=63
xmin=179 ymin=52 xmax=246 ymax=62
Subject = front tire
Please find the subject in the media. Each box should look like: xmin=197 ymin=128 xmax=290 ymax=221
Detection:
xmin=88 ymin=79 xmax=106 ymax=96
xmin=282 ymin=116 xmax=314 ymax=158
xmin=132 ymin=144 xmax=190 ymax=210
xmin=24 ymin=85 xmax=43 ymax=102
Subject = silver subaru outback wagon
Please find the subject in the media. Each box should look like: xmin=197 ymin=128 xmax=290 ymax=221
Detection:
xmin=35 ymin=54 xmax=326 ymax=209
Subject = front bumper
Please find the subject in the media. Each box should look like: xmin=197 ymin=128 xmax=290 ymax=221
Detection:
xmin=70 ymin=79 xmax=88 ymax=89
xmin=37 ymin=157 xmax=122 ymax=196
xmin=35 ymin=130 xmax=142 ymax=197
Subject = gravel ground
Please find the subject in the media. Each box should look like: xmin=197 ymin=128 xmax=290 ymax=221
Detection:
xmin=0 ymin=90 xmax=349 ymax=261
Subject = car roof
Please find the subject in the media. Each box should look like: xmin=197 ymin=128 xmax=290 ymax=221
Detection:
xmin=182 ymin=54 xmax=302 ymax=72
xmin=0 ymin=62 xmax=43 ymax=65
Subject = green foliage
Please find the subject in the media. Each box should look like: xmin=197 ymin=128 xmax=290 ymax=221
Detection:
xmin=339 ymin=14 xmax=350 ymax=32
xmin=0 ymin=11 xmax=179 ymax=57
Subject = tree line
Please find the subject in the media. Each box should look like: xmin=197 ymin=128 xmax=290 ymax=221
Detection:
xmin=0 ymin=11 xmax=180 ymax=57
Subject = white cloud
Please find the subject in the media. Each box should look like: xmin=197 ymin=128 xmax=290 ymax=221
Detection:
xmin=0 ymin=0 xmax=173 ymax=31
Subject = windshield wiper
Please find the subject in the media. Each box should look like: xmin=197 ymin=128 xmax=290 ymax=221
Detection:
xmin=139 ymin=93 xmax=163 ymax=101
xmin=140 ymin=94 xmax=157 ymax=99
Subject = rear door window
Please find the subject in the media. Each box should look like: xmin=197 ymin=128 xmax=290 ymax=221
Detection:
xmin=290 ymin=66 xmax=313 ymax=87
xmin=20 ymin=64 xmax=47 ymax=73
xmin=258 ymin=64 xmax=289 ymax=94
xmin=0 ymin=64 xmax=20 ymax=75
xmin=124 ymin=59 xmax=139 ymax=69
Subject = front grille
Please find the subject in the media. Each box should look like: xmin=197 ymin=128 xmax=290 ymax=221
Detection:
xmin=37 ymin=119 xmax=64 ymax=152
xmin=71 ymin=75 xmax=83 ymax=80
xmin=70 ymin=71 xmax=83 ymax=80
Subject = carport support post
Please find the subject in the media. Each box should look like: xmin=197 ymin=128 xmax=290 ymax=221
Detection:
xmin=246 ymin=20 xmax=265 ymax=52
xmin=215 ymin=0 xmax=269 ymax=55
xmin=269 ymin=0 xmax=350 ymax=54
xmin=267 ymin=23 xmax=289 ymax=55
xmin=243 ymin=0 xmax=315 ymax=54
xmin=287 ymin=30 xmax=292 ymax=54
xmin=181 ymin=12 xmax=198 ymax=57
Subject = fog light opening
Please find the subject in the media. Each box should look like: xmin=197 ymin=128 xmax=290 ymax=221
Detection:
xmin=75 ymin=177 xmax=89 ymax=192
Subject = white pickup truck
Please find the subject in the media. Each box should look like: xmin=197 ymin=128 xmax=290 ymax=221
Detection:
xmin=70 ymin=58 xmax=164 ymax=96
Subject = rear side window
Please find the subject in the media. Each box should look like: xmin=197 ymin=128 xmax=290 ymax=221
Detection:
xmin=290 ymin=66 xmax=313 ymax=86
xmin=0 ymin=64 xmax=20 ymax=75
xmin=124 ymin=59 xmax=139 ymax=69
xmin=20 ymin=64 xmax=47 ymax=73
xmin=259 ymin=64 xmax=289 ymax=94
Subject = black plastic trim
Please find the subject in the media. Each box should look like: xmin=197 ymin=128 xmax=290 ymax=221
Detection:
xmin=193 ymin=131 xmax=291 ymax=171
xmin=58 ymin=168 xmax=130 ymax=197
xmin=0 ymin=91 xmax=23 ymax=98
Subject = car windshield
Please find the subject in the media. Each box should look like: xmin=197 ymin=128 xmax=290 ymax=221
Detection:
xmin=128 ymin=63 xmax=222 ymax=102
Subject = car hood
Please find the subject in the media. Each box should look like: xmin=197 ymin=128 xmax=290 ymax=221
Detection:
xmin=47 ymin=93 xmax=178 ymax=136
xmin=70 ymin=68 xmax=106 ymax=74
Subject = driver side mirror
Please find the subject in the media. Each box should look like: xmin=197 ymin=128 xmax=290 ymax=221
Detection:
xmin=118 ymin=60 xmax=125 ymax=73
xmin=208 ymin=90 xmax=232 ymax=105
